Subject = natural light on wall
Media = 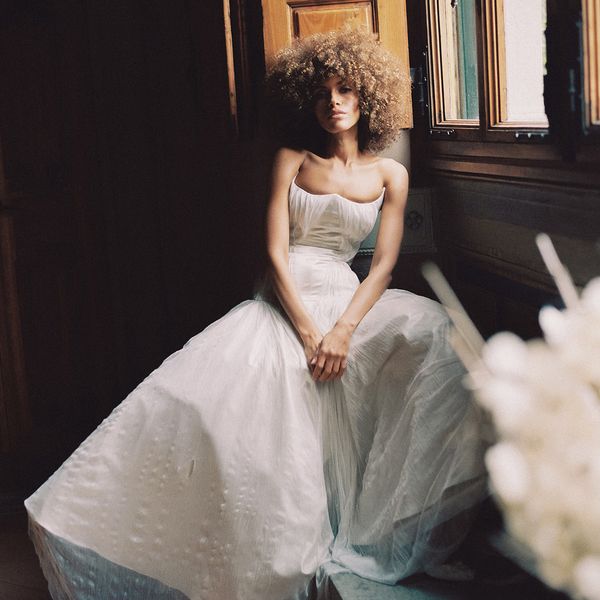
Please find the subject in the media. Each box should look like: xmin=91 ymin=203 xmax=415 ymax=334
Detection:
xmin=502 ymin=0 xmax=548 ymax=125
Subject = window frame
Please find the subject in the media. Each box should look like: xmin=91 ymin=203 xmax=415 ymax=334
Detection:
xmin=425 ymin=0 xmax=480 ymax=130
xmin=409 ymin=0 xmax=600 ymax=188
xmin=424 ymin=0 xmax=551 ymax=143
xmin=482 ymin=0 xmax=549 ymax=131
xmin=582 ymin=0 xmax=600 ymax=133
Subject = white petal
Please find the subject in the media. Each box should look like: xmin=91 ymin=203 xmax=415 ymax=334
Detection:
xmin=582 ymin=278 xmax=600 ymax=313
xmin=485 ymin=442 xmax=530 ymax=504
xmin=483 ymin=332 xmax=529 ymax=378
xmin=539 ymin=306 xmax=566 ymax=346
xmin=574 ymin=556 xmax=600 ymax=600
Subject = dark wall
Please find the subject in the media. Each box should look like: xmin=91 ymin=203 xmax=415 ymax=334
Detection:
xmin=0 ymin=0 xmax=271 ymax=491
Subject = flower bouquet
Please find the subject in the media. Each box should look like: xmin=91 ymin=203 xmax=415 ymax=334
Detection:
xmin=424 ymin=234 xmax=600 ymax=600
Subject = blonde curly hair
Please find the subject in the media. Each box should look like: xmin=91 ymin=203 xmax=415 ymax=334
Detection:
xmin=264 ymin=28 xmax=411 ymax=153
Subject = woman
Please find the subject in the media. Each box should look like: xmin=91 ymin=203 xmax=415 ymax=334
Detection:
xmin=26 ymin=29 xmax=486 ymax=600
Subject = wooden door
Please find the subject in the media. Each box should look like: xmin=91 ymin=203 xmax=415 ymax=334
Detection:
xmin=261 ymin=0 xmax=412 ymax=128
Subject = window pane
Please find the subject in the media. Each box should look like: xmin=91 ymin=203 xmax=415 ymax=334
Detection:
xmin=501 ymin=0 xmax=548 ymax=125
xmin=583 ymin=0 xmax=600 ymax=127
xmin=437 ymin=0 xmax=479 ymax=121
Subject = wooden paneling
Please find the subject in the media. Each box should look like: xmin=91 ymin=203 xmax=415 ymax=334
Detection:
xmin=433 ymin=175 xmax=600 ymax=339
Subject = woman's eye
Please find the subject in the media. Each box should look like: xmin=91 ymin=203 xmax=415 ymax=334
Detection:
xmin=340 ymin=87 xmax=353 ymax=93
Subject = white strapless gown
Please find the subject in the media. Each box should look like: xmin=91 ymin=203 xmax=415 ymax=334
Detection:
xmin=25 ymin=178 xmax=487 ymax=600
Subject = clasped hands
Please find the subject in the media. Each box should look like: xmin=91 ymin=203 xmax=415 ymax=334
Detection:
xmin=302 ymin=323 xmax=351 ymax=382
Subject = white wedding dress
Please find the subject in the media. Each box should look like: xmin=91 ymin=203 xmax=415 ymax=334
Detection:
xmin=25 ymin=177 xmax=487 ymax=600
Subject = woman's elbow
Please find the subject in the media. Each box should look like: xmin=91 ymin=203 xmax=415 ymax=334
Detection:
xmin=365 ymin=269 xmax=392 ymax=290
xmin=266 ymin=247 xmax=288 ymax=271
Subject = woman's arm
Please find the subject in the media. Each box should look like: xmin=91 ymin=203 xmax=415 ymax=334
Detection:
xmin=311 ymin=159 xmax=409 ymax=382
xmin=265 ymin=147 xmax=323 ymax=363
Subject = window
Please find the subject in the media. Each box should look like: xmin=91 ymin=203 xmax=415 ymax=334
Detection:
xmin=484 ymin=0 xmax=548 ymax=128
xmin=425 ymin=0 xmax=549 ymax=138
xmin=582 ymin=0 xmax=600 ymax=130
xmin=426 ymin=0 xmax=479 ymax=126
xmin=414 ymin=0 xmax=600 ymax=183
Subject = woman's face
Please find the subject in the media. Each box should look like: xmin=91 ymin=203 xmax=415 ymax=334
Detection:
xmin=313 ymin=76 xmax=360 ymax=135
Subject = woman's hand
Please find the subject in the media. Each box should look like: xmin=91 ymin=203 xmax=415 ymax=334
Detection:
xmin=301 ymin=329 xmax=323 ymax=368
xmin=311 ymin=323 xmax=352 ymax=382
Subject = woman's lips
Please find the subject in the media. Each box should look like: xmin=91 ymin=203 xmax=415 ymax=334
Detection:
xmin=328 ymin=111 xmax=347 ymax=119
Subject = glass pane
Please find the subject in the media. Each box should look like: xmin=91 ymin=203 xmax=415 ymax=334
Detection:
xmin=437 ymin=0 xmax=479 ymax=121
xmin=502 ymin=0 xmax=548 ymax=125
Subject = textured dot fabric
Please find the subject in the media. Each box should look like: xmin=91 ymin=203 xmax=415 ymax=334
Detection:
xmin=25 ymin=179 xmax=487 ymax=599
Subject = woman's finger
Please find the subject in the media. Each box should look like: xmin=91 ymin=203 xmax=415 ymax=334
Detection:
xmin=312 ymin=356 xmax=326 ymax=380
xmin=331 ymin=358 xmax=343 ymax=380
xmin=318 ymin=357 xmax=335 ymax=382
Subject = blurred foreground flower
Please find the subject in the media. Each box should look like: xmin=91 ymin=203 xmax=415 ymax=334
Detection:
xmin=423 ymin=236 xmax=600 ymax=600
xmin=480 ymin=278 xmax=600 ymax=596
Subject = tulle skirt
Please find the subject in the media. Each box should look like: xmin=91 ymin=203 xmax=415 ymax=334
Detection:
xmin=25 ymin=248 xmax=487 ymax=599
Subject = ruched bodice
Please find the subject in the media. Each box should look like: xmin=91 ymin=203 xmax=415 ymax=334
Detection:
xmin=289 ymin=177 xmax=384 ymax=263
xmin=288 ymin=178 xmax=385 ymax=328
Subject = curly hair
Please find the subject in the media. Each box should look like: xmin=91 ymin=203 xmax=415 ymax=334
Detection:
xmin=264 ymin=28 xmax=411 ymax=153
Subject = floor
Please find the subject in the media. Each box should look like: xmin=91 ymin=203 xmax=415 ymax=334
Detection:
xmin=0 ymin=512 xmax=51 ymax=600
xmin=0 ymin=505 xmax=569 ymax=600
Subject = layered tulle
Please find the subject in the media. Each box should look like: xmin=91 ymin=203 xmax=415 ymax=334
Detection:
xmin=25 ymin=181 xmax=487 ymax=599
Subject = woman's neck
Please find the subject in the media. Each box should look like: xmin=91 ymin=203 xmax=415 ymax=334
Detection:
xmin=325 ymin=128 xmax=360 ymax=166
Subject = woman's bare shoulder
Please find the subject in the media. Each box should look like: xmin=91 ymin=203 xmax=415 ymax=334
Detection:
xmin=376 ymin=157 xmax=409 ymax=188
xmin=273 ymin=147 xmax=308 ymax=172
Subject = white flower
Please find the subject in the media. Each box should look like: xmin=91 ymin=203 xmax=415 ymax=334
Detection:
xmin=539 ymin=278 xmax=600 ymax=388
xmin=477 ymin=379 xmax=534 ymax=437
xmin=482 ymin=332 xmax=529 ymax=379
xmin=539 ymin=305 xmax=567 ymax=345
xmin=574 ymin=556 xmax=600 ymax=600
xmin=466 ymin=267 xmax=600 ymax=597
xmin=485 ymin=442 xmax=530 ymax=504
xmin=582 ymin=277 xmax=600 ymax=312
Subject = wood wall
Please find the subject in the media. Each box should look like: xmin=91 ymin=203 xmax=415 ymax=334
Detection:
xmin=0 ymin=0 xmax=270 ymax=495
xmin=406 ymin=0 xmax=600 ymax=342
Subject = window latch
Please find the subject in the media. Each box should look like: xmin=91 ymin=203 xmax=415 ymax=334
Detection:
xmin=428 ymin=128 xmax=456 ymax=138
xmin=410 ymin=65 xmax=428 ymax=118
xmin=514 ymin=131 xmax=548 ymax=142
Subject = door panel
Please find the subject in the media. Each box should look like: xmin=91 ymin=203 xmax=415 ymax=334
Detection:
xmin=295 ymin=3 xmax=373 ymax=38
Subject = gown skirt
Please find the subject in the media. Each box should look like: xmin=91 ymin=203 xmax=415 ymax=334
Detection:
xmin=25 ymin=180 xmax=487 ymax=600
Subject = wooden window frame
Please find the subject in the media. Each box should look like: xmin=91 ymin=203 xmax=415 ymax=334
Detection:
xmin=582 ymin=0 xmax=600 ymax=132
xmin=483 ymin=0 xmax=549 ymax=131
xmin=410 ymin=0 xmax=600 ymax=187
xmin=425 ymin=0 xmax=479 ymax=130
xmin=424 ymin=0 xmax=551 ymax=144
